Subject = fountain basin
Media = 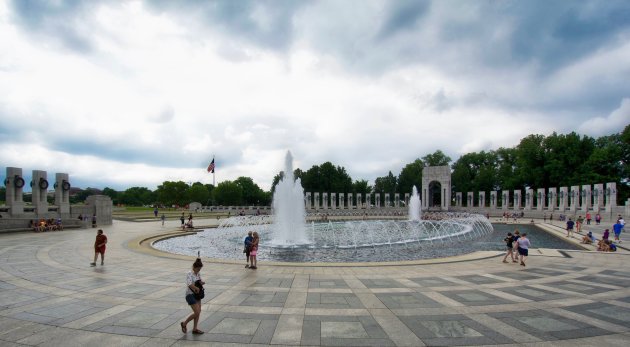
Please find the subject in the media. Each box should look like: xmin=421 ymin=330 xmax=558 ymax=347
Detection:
xmin=152 ymin=213 xmax=494 ymax=262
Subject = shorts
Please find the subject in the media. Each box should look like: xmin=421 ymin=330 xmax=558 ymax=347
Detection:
xmin=95 ymin=246 xmax=106 ymax=255
xmin=185 ymin=294 xmax=197 ymax=305
xmin=250 ymin=249 xmax=257 ymax=256
xmin=518 ymin=247 xmax=528 ymax=256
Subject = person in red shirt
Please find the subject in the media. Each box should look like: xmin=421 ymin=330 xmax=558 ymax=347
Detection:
xmin=91 ymin=229 xmax=107 ymax=266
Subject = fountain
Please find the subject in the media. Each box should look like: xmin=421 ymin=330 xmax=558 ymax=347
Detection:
xmin=270 ymin=151 xmax=309 ymax=246
xmin=153 ymin=152 xmax=494 ymax=262
xmin=408 ymin=185 xmax=421 ymax=221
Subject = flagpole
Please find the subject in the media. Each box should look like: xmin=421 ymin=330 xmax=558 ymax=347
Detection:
xmin=212 ymin=155 xmax=215 ymax=187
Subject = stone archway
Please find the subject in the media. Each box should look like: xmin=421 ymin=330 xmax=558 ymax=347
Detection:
xmin=422 ymin=166 xmax=451 ymax=211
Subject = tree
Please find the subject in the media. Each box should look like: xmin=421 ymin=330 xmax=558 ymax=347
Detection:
xmin=187 ymin=182 xmax=210 ymax=205
xmin=212 ymin=180 xmax=243 ymax=206
xmin=118 ymin=187 xmax=154 ymax=206
xmin=422 ymin=150 xmax=452 ymax=166
xmin=397 ymin=159 xmax=423 ymax=195
xmin=234 ymin=176 xmax=266 ymax=205
xmin=156 ymin=181 xmax=189 ymax=206
xmin=0 ymin=187 xmax=5 ymax=203
xmin=352 ymin=179 xmax=371 ymax=195
xmin=373 ymin=171 xmax=397 ymax=205
xmin=102 ymin=187 xmax=119 ymax=204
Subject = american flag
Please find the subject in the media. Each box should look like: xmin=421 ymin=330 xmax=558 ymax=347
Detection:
xmin=207 ymin=158 xmax=215 ymax=173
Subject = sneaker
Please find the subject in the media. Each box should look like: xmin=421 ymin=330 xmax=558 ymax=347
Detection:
xmin=520 ymin=262 xmax=526 ymax=266
xmin=502 ymin=260 xmax=508 ymax=263
xmin=101 ymin=262 xmax=104 ymax=265
xmin=250 ymin=266 xmax=257 ymax=270
xmin=90 ymin=263 xmax=96 ymax=266
xmin=245 ymin=265 xmax=250 ymax=268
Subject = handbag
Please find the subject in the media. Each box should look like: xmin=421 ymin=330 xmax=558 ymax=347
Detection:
xmin=194 ymin=280 xmax=205 ymax=300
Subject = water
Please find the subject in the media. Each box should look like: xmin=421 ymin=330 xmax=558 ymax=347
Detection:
xmin=408 ymin=186 xmax=421 ymax=221
xmin=153 ymin=213 xmax=499 ymax=262
xmin=270 ymin=151 xmax=308 ymax=245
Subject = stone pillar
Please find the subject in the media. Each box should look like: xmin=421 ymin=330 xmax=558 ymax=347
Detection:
xmin=366 ymin=193 xmax=371 ymax=209
xmin=383 ymin=193 xmax=389 ymax=208
xmin=605 ymin=182 xmax=617 ymax=212
xmin=548 ymin=188 xmax=557 ymax=212
xmin=443 ymin=183 xmax=451 ymax=211
xmin=422 ymin=187 xmax=428 ymax=210
xmin=330 ymin=193 xmax=336 ymax=209
xmin=558 ymin=187 xmax=568 ymax=212
xmin=313 ymin=192 xmax=319 ymax=210
xmin=305 ymin=192 xmax=312 ymax=209
xmin=502 ymin=190 xmax=510 ymax=210
xmin=537 ymin=188 xmax=545 ymax=211
xmin=336 ymin=193 xmax=342 ymax=209
xmin=86 ymin=195 xmax=113 ymax=226
xmin=404 ymin=193 xmax=410 ymax=207
xmin=356 ymin=193 xmax=362 ymax=209
xmin=54 ymin=173 xmax=71 ymax=215
xmin=375 ymin=193 xmax=380 ymax=208
xmin=569 ymin=186 xmax=579 ymax=212
xmin=581 ymin=185 xmax=591 ymax=213
xmin=394 ymin=193 xmax=400 ymax=208
xmin=467 ymin=192 xmax=473 ymax=207
xmin=5 ymin=167 xmax=26 ymax=216
xmin=347 ymin=193 xmax=353 ymax=209
xmin=322 ymin=193 xmax=328 ymax=209
xmin=592 ymin=184 xmax=603 ymax=212
xmin=513 ymin=190 xmax=521 ymax=210
xmin=455 ymin=192 xmax=462 ymax=208
xmin=31 ymin=170 xmax=49 ymax=216
xmin=524 ymin=189 xmax=534 ymax=210
xmin=490 ymin=191 xmax=497 ymax=210
xmin=479 ymin=191 xmax=485 ymax=208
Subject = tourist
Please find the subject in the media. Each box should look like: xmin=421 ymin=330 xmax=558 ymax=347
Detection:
xmin=512 ymin=230 xmax=521 ymax=263
xmin=543 ymin=213 xmax=547 ymax=223
xmin=620 ymin=217 xmax=626 ymax=233
xmin=581 ymin=231 xmax=595 ymax=244
xmin=566 ymin=218 xmax=575 ymax=237
xmin=244 ymin=231 xmax=253 ymax=268
xmin=586 ymin=212 xmax=591 ymax=225
xmin=161 ymin=213 xmax=166 ymax=226
xmin=502 ymin=232 xmax=515 ymax=263
xmin=90 ymin=229 xmax=107 ymax=266
xmin=180 ymin=213 xmax=185 ymax=229
xmin=576 ymin=215 xmax=584 ymax=233
xmin=602 ymin=228 xmax=610 ymax=241
xmin=516 ymin=233 xmax=531 ymax=266
xmin=181 ymin=258 xmax=205 ymax=335
xmin=595 ymin=213 xmax=601 ymax=225
xmin=613 ymin=220 xmax=623 ymax=242
xmin=154 ymin=207 xmax=158 ymax=218
xmin=249 ymin=231 xmax=259 ymax=270
xmin=56 ymin=217 xmax=63 ymax=231
xmin=91 ymin=214 xmax=97 ymax=228
xmin=188 ymin=213 xmax=193 ymax=224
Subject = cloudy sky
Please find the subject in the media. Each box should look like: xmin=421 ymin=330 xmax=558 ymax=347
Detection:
xmin=1 ymin=0 xmax=629 ymax=191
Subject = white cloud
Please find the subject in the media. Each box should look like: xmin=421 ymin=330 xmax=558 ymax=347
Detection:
xmin=578 ymin=98 xmax=630 ymax=137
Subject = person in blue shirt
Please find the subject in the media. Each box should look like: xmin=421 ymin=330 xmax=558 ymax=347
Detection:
xmin=244 ymin=231 xmax=254 ymax=268
xmin=566 ymin=218 xmax=575 ymax=237
xmin=613 ymin=220 xmax=623 ymax=242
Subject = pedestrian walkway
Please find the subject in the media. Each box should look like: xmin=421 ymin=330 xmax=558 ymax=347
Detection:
xmin=1 ymin=219 xmax=629 ymax=346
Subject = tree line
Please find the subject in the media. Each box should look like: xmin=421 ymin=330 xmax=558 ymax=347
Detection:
xmin=1 ymin=126 xmax=627 ymax=207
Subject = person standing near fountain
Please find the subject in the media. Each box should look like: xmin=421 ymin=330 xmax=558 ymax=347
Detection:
xmin=516 ymin=233 xmax=531 ymax=266
xmin=249 ymin=231 xmax=259 ymax=270
xmin=502 ymin=232 xmax=515 ymax=263
xmin=244 ymin=231 xmax=253 ymax=268
xmin=181 ymin=258 xmax=205 ymax=335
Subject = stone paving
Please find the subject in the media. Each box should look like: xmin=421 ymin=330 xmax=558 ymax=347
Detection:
xmin=1 ymin=219 xmax=629 ymax=346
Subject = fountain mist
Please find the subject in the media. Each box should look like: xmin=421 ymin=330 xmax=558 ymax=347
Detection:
xmin=408 ymin=185 xmax=422 ymax=221
xmin=270 ymin=151 xmax=309 ymax=245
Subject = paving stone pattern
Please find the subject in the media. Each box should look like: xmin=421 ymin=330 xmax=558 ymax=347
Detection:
xmin=0 ymin=219 xmax=629 ymax=346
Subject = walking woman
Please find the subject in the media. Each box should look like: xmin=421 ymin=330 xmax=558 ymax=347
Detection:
xmin=517 ymin=233 xmax=531 ymax=266
xmin=181 ymin=258 xmax=205 ymax=335
xmin=502 ymin=232 xmax=515 ymax=263
xmin=250 ymin=231 xmax=260 ymax=270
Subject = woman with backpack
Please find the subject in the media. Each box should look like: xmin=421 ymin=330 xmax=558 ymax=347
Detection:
xmin=181 ymin=258 xmax=205 ymax=335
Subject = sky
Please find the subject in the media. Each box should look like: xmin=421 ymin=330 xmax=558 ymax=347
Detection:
xmin=1 ymin=0 xmax=629 ymax=192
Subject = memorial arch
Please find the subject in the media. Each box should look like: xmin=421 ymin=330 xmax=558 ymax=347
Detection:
xmin=422 ymin=166 xmax=451 ymax=211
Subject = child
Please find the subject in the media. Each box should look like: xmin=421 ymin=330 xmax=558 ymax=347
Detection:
xmin=502 ymin=232 xmax=515 ymax=263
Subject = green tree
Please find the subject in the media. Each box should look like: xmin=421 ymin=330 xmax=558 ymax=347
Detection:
xmin=187 ymin=182 xmax=210 ymax=204
xmin=0 ymin=186 xmax=5 ymax=203
xmin=422 ymin=150 xmax=452 ymax=166
xmin=156 ymin=181 xmax=189 ymax=206
xmin=102 ymin=187 xmax=119 ymax=204
xmin=118 ymin=187 xmax=154 ymax=206
xmin=352 ymin=179 xmax=371 ymax=195
xmin=397 ymin=159 xmax=424 ymax=195
xmin=213 ymin=180 xmax=243 ymax=205
xmin=373 ymin=171 xmax=397 ymax=205
xmin=234 ymin=176 xmax=266 ymax=205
